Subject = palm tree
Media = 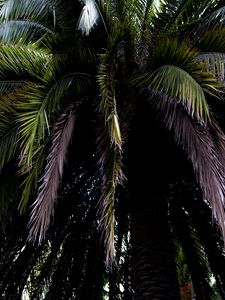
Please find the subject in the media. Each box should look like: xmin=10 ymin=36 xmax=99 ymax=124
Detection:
xmin=1 ymin=0 xmax=225 ymax=298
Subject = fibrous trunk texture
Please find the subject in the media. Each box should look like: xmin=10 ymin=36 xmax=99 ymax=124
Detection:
xmin=130 ymin=188 xmax=180 ymax=300
xmin=128 ymin=103 xmax=181 ymax=300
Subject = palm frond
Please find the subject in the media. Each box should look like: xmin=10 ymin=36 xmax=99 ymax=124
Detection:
xmin=0 ymin=43 xmax=49 ymax=81
xmin=97 ymin=127 xmax=124 ymax=268
xmin=28 ymin=105 xmax=77 ymax=243
xmin=18 ymin=143 xmax=46 ymax=212
xmin=170 ymin=187 xmax=220 ymax=300
xmin=17 ymin=73 xmax=90 ymax=168
xmin=0 ymin=20 xmax=54 ymax=43
xmin=194 ymin=26 xmax=225 ymax=53
xmin=0 ymin=128 xmax=18 ymax=168
xmin=172 ymin=181 xmax=225 ymax=297
xmin=97 ymin=44 xmax=125 ymax=266
xmin=0 ymin=80 xmax=26 ymax=95
xmin=137 ymin=65 xmax=210 ymax=122
xmin=204 ymin=5 xmax=225 ymax=25
xmin=0 ymin=0 xmax=51 ymax=21
xmin=154 ymin=98 xmax=225 ymax=242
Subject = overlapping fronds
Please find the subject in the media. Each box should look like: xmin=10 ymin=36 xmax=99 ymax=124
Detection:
xmin=0 ymin=0 xmax=51 ymax=21
xmin=204 ymin=4 xmax=225 ymax=25
xmin=194 ymin=26 xmax=225 ymax=53
xmin=137 ymin=65 xmax=210 ymax=122
xmin=0 ymin=0 xmax=225 ymax=296
xmin=28 ymin=106 xmax=77 ymax=243
xmin=18 ymin=143 xmax=46 ymax=212
xmin=170 ymin=186 xmax=221 ymax=300
xmin=0 ymin=43 xmax=49 ymax=81
xmin=0 ymin=20 xmax=54 ymax=43
xmin=171 ymin=181 xmax=225 ymax=296
xmin=0 ymin=87 xmax=27 ymax=169
xmin=17 ymin=72 xmax=90 ymax=169
xmin=16 ymin=83 xmax=50 ymax=168
xmin=154 ymin=97 xmax=225 ymax=242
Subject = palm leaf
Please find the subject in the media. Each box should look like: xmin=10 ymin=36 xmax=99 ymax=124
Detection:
xmin=0 ymin=128 xmax=18 ymax=168
xmin=170 ymin=188 xmax=220 ymax=300
xmin=28 ymin=105 xmax=77 ymax=243
xmin=204 ymin=5 xmax=225 ymax=25
xmin=0 ymin=80 xmax=26 ymax=94
xmin=17 ymin=73 xmax=91 ymax=168
xmin=0 ymin=20 xmax=54 ymax=43
xmin=137 ymin=65 xmax=210 ymax=122
xmin=154 ymin=98 xmax=225 ymax=243
xmin=97 ymin=127 xmax=124 ymax=268
xmin=0 ymin=43 xmax=49 ymax=81
xmin=0 ymin=0 xmax=51 ymax=21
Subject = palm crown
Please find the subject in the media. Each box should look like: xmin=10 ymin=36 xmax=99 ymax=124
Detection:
xmin=1 ymin=0 xmax=225 ymax=299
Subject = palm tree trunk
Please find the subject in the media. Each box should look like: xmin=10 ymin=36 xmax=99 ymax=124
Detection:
xmin=127 ymin=103 xmax=182 ymax=299
xmin=130 ymin=186 xmax=180 ymax=300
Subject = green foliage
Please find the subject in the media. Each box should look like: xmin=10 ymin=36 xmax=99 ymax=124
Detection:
xmin=0 ymin=0 xmax=225 ymax=298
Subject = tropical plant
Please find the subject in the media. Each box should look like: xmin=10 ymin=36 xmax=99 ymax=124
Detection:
xmin=1 ymin=0 xmax=225 ymax=299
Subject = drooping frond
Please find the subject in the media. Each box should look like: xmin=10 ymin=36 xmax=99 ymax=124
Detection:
xmin=154 ymin=98 xmax=225 ymax=242
xmin=137 ymin=65 xmax=210 ymax=122
xmin=17 ymin=84 xmax=50 ymax=168
xmin=0 ymin=128 xmax=17 ymax=169
xmin=97 ymin=127 xmax=124 ymax=268
xmin=28 ymin=105 xmax=77 ymax=243
xmin=0 ymin=0 xmax=51 ymax=21
xmin=0 ymin=20 xmax=55 ymax=43
xmin=204 ymin=5 xmax=225 ymax=26
xmin=0 ymin=43 xmax=49 ymax=81
xmin=170 ymin=185 xmax=221 ymax=300
xmin=17 ymin=73 xmax=90 ymax=168
xmin=97 ymin=39 xmax=125 ymax=266
xmin=194 ymin=26 xmax=225 ymax=53
xmin=0 ymin=89 xmax=24 ymax=168
xmin=18 ymin=143 xmax=46 ymax=212
xmin=171 ymin=180 xmax=225 ymax=297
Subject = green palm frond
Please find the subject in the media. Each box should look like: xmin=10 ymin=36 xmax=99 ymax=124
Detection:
xmin=151 ymin=38 xmax=199 ymax=69
xmin=0 ymin=0 xmax=51 ymax=21
xmin=0 ymin=43 xmax=50 ymax=81
xmin=28 ymin=105 xmax=77 ymax=243
xmin=0 ymin=128 xmax=18 ymax=168
xmin=97 ymin=128 xmax=124 ymax=268
xmin=0 ymin=90 xmax=21 ymax=168
xmin=195 ymin=26 xmax=225 ymax=52
xmin=0 ymin=80 xmax=26 ymax=95
xmin=17 ymin=72 xmax=91 ymax=168
xmin=137 ymin=65 xmax=210 ymax=122
xmin=19 ymin=143 xmax=46 ymax=212
xmin=16 ymin=83 xmax=49 ymax=168
xmin=0 ymin=20 xmax=55 ymax=43
xmin=98 ymin=50 xmax=122 ymax=148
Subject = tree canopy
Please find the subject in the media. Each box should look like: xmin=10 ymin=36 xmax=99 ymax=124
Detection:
xmin=0 ymin=0 xmax=225 ymax=299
